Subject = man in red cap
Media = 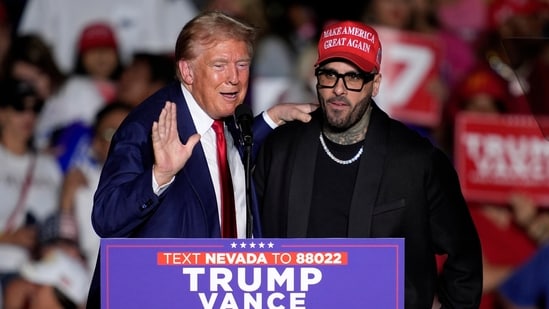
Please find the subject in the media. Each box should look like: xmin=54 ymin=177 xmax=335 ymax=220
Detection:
xmin=254 ymin=20 xmax=482 ymax=309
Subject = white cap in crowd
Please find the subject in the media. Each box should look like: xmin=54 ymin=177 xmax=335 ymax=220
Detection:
xmin=20 ymin=249 xmax=91 ymax=305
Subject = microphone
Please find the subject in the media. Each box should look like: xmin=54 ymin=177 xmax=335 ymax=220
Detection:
xmin=236 ymin=104 xmax=254 ymax=237
xmin=235 ymin=104 xmax=253 ymax=147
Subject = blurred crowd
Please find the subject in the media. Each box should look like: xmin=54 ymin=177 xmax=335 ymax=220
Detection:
xmin=0 ymin=0 xmax=548 ymax=308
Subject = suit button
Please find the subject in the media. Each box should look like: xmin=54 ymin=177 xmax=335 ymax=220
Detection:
xmin=140 ymin=199 xmax=153 ymax=209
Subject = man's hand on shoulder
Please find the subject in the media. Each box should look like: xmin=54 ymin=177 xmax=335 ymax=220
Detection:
xmin=266 ymin=102 xmax=319 ymax=126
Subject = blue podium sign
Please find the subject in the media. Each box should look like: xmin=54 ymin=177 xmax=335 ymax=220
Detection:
xmin=101 ymin=238 xmax=404 ymax=308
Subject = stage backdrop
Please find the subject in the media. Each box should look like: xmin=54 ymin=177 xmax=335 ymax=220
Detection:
xmin=101 ymin=238 xmax=404 ymax=309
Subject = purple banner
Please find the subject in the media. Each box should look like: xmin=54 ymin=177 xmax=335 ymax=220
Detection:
xmin=101 ymin=238 xmax=404 ymax=308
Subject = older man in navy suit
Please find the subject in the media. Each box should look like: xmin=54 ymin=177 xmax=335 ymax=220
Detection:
xmin=86 ymin=11 xmax=316 ymax=308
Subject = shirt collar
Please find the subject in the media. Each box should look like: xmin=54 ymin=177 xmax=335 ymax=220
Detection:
xmin=181 ymin=84 xmax=214 ymax=135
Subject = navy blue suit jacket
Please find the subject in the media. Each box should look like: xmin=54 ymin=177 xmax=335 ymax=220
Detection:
xmin=87 ymin=81 xmax=270 ymax=308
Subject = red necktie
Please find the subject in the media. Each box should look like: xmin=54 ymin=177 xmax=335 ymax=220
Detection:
xmin=212 ymin=120 xmax=237 ymax=238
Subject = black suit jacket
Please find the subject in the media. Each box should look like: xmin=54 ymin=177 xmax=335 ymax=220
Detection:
xmin=254 ymin=102 xmax=483 ymax=309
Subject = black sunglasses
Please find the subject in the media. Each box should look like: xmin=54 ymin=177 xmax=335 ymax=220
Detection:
xmin=315 ymin=68 xmax=376 ymax=92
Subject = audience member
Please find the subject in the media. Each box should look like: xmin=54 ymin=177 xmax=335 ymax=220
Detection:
xmin=46 ymin=23 xmax=125 ymax=173
xmin=2 ymin=211 xmax=87 ymax=309
xmin=116 ymin=52 xmax=175 ymax=108
xmin=0 ymin=78 xmax=62 ymax=296
xmin=440 ymin=63 xmax=549 ymax=309
xmin=469 ymin=193 xmax=544 ymax=309
xmin=59 ymin=102 xmax=131 ymax=271
xmin=498 ymin=244 xmax=549 ymax=309
xmin=438 ymin=63 xmax=522 ymax=156
xmin=3 ymin=248 xmax=90 ymax=309
xmin=36 ymin=213 xmax=83 ymax=261
xmin=4 ymin=34 xmax=105 ymax=159
xmin=73 ymin=21 xmax=124 ymax=104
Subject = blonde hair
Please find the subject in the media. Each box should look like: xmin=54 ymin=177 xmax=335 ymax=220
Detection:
xmin=174 ymin=11 xmax=257 ymax=80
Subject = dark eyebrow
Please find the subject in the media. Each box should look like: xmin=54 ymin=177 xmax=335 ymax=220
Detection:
xmin=318 ymin=68 xmax=362 ymax=75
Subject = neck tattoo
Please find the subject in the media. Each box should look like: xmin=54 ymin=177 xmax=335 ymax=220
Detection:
xmin=319 ymin=133 xmax=363 ymax=165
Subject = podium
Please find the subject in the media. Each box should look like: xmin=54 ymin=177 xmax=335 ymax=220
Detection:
xmin=100 ymin=238 xmax=404 ymax=308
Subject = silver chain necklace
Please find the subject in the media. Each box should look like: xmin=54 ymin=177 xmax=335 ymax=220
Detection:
xmin=319 ymin=133 xmax=363 ymax=165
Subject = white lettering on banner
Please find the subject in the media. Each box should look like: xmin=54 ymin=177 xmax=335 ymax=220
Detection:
xmin=205 ymin=253 xmax=269 ymax=265
xmin=462 ymin=133 xmax=549 ymax=183
xmin=183 ymin=267 xmax=322 ymax=309
xmin=198 ymin=292 xmax=307 ymax=309
xmin=161 ymin=252 xmax=200 ymax=264
xmin=160 ymin=251 xmax=346 ymax=265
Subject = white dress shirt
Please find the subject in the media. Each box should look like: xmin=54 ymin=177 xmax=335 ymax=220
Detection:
xmin=152 ymin=85 xmax=266 ymax=238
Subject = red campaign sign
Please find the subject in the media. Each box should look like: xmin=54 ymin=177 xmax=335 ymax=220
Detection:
xmin=374 ymin=26 xmax=443 ymax=128
xmin=455 ymin=112 xmax=549 ymax=207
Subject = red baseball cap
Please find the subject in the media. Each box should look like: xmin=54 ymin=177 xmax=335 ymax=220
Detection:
xmin=78 ymin=22 xmax=117 ymax=54
xmin=315 ymin=20 xmax=382 ymax=73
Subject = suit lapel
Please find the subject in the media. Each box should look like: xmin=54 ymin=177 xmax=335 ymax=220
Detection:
xmin=347 ymin=103 xmax=388 ymax=237
xmin=287 ymin=120 xmax=321 ymax=237
xmin=172 ymin=86 xmax=219 ymax=233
